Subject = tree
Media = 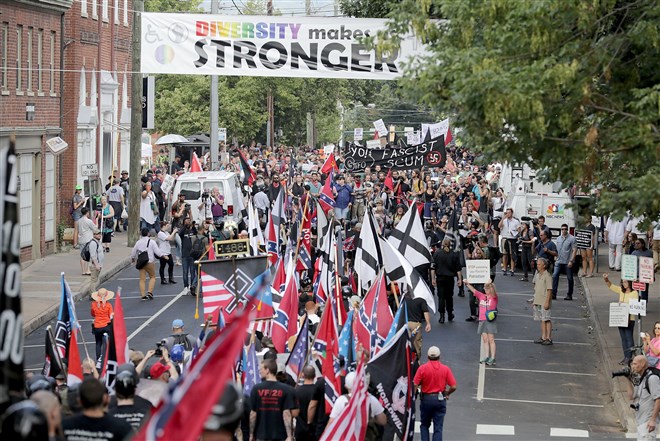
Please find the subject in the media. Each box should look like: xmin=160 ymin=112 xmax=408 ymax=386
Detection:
xmin=366 ymin=0 xmax=659 ymax=223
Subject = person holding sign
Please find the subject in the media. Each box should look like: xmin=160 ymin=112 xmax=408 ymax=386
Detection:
xmin=465 ymin=282 xmax=498 ymax=366
xmin=632 ymin=238 xmax=653 ymax=301
xmin=603 ymin=273 xmax=639 ymax=365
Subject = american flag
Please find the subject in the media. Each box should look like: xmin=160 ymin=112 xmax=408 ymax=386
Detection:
xmin=242 ymin=341 xmax=260 ymax=397
xmin=319 ymin=360 xmax=369 ymax=441
xmin=285 ymin=317 xmax=309 ymax=380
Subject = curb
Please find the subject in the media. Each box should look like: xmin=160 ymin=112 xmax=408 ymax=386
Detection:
xmin=580 ymin=275 xmax=636 ymax=433
xmin=23 ymin=257 xmax=133 ymax=336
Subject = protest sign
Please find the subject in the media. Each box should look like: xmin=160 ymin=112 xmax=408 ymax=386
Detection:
xmin=373 ymin=119 xmax=387 ymax=138
xmin=161 ymin=174 xmax=176 ymax=195
xmin=639 ymin=256 xmax=654 ymax=284
xmin=575 ymin=229 xmax=593 ymax=250
xmin=343 ymin=135 xmax=445 ymax=172
xmin=628 ymin=299 xmax=647 ymax=317
xmin=354 ymin=128 xmax=363 ymax=141
xmin=365 ymin=140 xmax=381 ymax=149
xmin=609 ymin=303 xmax=630 ymax=327
xmin=621 ymin=255 xmax=638 ymax=281
xmin=406 ymin=131 xmax=421 ymax=145
xmin=323 ymin=144 xmax=335 ymax=155
xmin=466 ymin=260 xmax=491 ymax=284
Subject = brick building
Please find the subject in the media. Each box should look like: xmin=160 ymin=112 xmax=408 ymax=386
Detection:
xmin=0 ymin=0 xmax=134 ymax=262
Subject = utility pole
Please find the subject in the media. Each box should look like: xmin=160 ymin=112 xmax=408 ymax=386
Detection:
xmin=210 ymin=0 xmax=219 ymax=169
xmin=128 ymin=0 xmax=144 ymax=247
xmin=266 ymin=0 xmax=274 ymax=148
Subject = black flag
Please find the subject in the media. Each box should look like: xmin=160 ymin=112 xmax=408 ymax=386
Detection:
xmin=367 ymin=326 xmax=415 ymax=441
xmin=43 ymin=326 xmax=64 ymax=378
xmin=0 ymin=136 xmax=24 ymax=413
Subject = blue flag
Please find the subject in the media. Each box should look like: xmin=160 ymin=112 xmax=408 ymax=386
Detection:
xmin=384 ymin=302 xmax=408 ymax=346
xmin=242 ymin=342 xmax=260 ymax=397
xmin=338 ymin=309 xmax=355 ymax=369
xmin=285 ymin=317 xmax=309 ymax=380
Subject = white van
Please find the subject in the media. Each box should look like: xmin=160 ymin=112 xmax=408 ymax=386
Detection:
xmin=507 ymin=190 xmax=576 ymax=237
xmin=171 ymin=171 xmax=244 ymax=224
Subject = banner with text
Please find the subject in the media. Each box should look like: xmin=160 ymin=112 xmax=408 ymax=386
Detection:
xmin=343 ymin=135 xmax=446 ymax=172
xmin=141 ymin=13 xmax=426 ymax=80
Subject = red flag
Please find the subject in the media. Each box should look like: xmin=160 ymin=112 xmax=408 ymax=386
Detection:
xmin=384 ymin=170 xmax=394 ymax=191
xmin=445 ymin=127 xmax=453 ymax=145
xmin=266 ymin=214 xmax=278 ymax=265
xmin=190 ymin=152 xmax=202 ymax=172
xmin=271 ymin=275 xmax=299 ymax=353
xmin=236 ymin=148 xmax=257 ymax=186
xmin=296 ymin=212 xmax=312 ymax=271
xmin=134 ymin=304 xmax=251 ymax=441
xmin=318 ymin=173 xmax=335 ymax=214
xmin=112 ymin=289 xmax=129 ymax=365
xmin=321 ymin=153 xmax=339 ymax=174
xmin=320 ymin=360 xmax=369 ymax=441
xmin=67 ymin=330 xmax=83 ymax=386
xmin=207 ymin=243 xmax=216 ymax=260
xmin=373 ymin=130 xmax=380 ymax=140
xmin=354 ymin=272 xmax=392 ymax=355
xmin=313 ymin=300 xmax=340 ymax=414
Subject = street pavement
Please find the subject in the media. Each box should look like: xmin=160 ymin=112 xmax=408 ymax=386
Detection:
xmin=20 ymin=240 xmax=659 ymax=439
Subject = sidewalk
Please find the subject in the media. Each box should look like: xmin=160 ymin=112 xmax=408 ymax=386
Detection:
xmin=21 ymin=232 xmax=132 ymax=335
xmin=581 ymin=244 xmax=659 ymax=434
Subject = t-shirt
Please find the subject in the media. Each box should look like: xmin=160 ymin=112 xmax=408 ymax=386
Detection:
xmin=329 ymin=393 xmax=384 ymax=419
xmin=62 ymin=413 xmax=132 ymax=441
xmin=413 ymin=360 xmax=457 ymax=394
xmin=250 ymin=380 xmax=297 ymax=441
xmin=294 ymin=383 xmax=317 ymax=436
xmin=533 ymin=270 xmax=553 ymax=306
xmin=107 ymin=399 xmax=153 ymax=430
xmin=406 ymin=297 xmax=429 ymax=323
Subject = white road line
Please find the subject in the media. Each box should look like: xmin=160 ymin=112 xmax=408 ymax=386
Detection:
xmin=497 ymin=292 xmax=535 ymax=296
xmin=487 ymin=367 xmax=596 ymax=376
xmin=117 ymin=277 xmax=179 ymax=281
xmin=128 ymin=288 xmax=188 ymax=341
xmin=499 ymin=312 xmax=583 ymax=321
xmin=495 ymin=338 xmax=592 ymax=346
xmin=550 ymin=428 xmax=589 ymax=438
xmin=120 ymin=294 xmax=179 ymax=299
xmin=476 ymin=343 xmax=486 ymax=401
xmin=476 ymin=424 xmax=515 ymax=435
xmin=482 ymin=397 xmax=603 ymax=408
xmin=25 ymin=341 xmax=95 ymax=348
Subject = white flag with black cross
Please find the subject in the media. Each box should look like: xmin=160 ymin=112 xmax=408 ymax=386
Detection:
xmin=355 ymin=210 xmax=382 ymax=289
xmin=387 ymin=202 xmax=432 ymax=268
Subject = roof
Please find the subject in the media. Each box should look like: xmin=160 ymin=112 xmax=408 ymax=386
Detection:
xmin=175 ymin=171 xmax=237 ymax=181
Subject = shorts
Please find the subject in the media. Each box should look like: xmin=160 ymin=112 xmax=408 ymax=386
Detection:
xmin=533 ymin=304 xmax=551 ymax=322
xmin=500 ymin=238 xmax=517 ymax=255
xmin=477 ymin=320 xmax=498 ymax=334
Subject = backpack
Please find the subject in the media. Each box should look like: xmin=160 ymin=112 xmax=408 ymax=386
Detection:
xmin=80 ymin=241 xmax=93 ymax=262
xmin=135 ymin=239 xmax=151 ymax=270
xmin=190 ymin=235 xmax=205 ymax=260
xmin=171 ymin=333 xmax=193 ymax=351
xmin=643 ymin=367 xmax=660 ymax=394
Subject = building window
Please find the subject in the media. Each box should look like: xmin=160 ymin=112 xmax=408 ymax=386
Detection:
xmin=102 ymin=0 xmax=109 ymax=22
xmin=19 ymin=154 xmax=33 ymax=247
xmin=1 ymin=23 xmax=7 ymax=92
xmin=114 ymin=0 xmax=119 ymax=24
xmin=45 ymin=153 xmax=55 ymax=241
xmin=92 ymin=0 xmax=98 ymax=19
xmin=37 ymin=29 xmax=43 ymax=93
xmin=27 ymin=27 xmax=33 ymax=93
xmin=123 ymin=0 xmax=128 ymax=26
xmin=16 ymin=25 xmax=22 ymax=92
xmin=49 ymin=31 xmax=55 ymax=94
xmin=81 ymin=0 xmax=88 ymax=17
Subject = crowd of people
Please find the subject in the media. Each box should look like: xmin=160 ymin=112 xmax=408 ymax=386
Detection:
xmin=4 ymin=138 xmax=658 ymax=440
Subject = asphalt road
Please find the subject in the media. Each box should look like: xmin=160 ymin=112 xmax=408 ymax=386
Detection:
xmin=23 ymin=265 xmax=628 ymax=440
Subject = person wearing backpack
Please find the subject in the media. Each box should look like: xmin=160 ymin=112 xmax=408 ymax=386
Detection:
xmin=130 ymin=228 xmax=164 ymax=300
xmin=78 ymin=208 xmax=97 ymax=276
xmin=162 ymin=319 xmax=195 ymax=352
xmin=628 ymin=355 xmax=660 ymax=440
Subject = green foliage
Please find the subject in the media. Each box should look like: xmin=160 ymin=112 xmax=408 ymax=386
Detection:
xmin=374 ymin=0 xmax=660 ymax=223
xmin=145 ymin=0 xmax=203 ymax=12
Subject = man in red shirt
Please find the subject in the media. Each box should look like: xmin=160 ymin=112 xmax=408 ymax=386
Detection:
xmin=413 ymin=346 xmax=457 ymax=441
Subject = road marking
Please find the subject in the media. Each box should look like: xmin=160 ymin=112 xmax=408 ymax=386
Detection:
xmin=495 ymin=338 xmax=592 ymax=346
xmin=497 ymin=292 xmax=535 ymax=296
xmin=476 ymin=424 xmax=515 ymax=435
xmin=487 ymin=367 xmax=596 ymax=376
xmin=120 ymin=294 xmax=179 ymax=299
xmin=117 ymin=277 xmax=179 ymax=281
xmin=25 ymin=341 xmax=95 ymax=348
xmin=482 ymin=397 xmax=603 ymax=408
xmin=550 ymin=428 xmax=589 ymax=437
xmin=499 ymin=312 xmax=583 ymax=321
xmin=128 ymin=288 xmax=188 ymax=341
xmin=476 ymin=342 xmax=486 ymax=401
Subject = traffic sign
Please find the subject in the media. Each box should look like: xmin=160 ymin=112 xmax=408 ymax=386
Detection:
xmin=81 ymin=163 xmax=99 ymax=177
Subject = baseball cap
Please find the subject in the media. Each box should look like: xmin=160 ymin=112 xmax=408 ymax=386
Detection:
xmin=149 ymin=362 xmax=169 ymax=379
xmin=427 ymin=346 xmax=441 ymax=359
xmin=172 ymin=319 xmax=184 ymax=329
xmin=121 ymin=170 xmax=128 ymax=174
xmin=345 ymin=371 xmax=356 ymax=390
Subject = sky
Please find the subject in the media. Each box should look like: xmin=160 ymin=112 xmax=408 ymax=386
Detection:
xmin=199 ymin=0 xmax=341 ymax=16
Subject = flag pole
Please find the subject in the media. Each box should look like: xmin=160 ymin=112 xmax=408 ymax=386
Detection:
xmin=194 ymin=240 xmax=212 ymax=320
xmin=292 ymin=190 xmax=310 ymax=269
xmin=333 ymin=242 xmax=343 ymax=327
xmin=390 ymin=282 xmax=400 ymax=309
xmin=46 ymin=325 xmax=68 ymax=378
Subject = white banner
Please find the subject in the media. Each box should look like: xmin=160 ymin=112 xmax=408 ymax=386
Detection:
xmin=354 ymin=128 xmax=363 ymax=141
xmin=466 ymin=260 xmax=491 ymax=284
xmin=429 ymin=118 xmax=450 ymax=140
xmin=609 ymin=302 xmax=629 ymax=327
xmin=141 ymin=13 xmax=426 ymax=80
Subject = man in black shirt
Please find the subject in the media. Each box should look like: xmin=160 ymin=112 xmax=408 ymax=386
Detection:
xmin=249 ymin=359 xmax=297 ymax=441
xmin=63 ymin=378 xmax=132 ymax=441
xmin=108 ymin=369 xmax=153 ymax=431
xmin=294 ymin=365 xmax=318 ymax=441
xmin=431 ymin=239 xmax=464 ymax=324
xmin=179 ymin=217 xmax=198 ymax=295
xmin=406 ymin=297 xmax=432 ymax=358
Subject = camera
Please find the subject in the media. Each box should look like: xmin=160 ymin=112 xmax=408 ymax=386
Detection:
xmin=612 ymin=366 xmax=631 ymax=378
xmin=155 ymin=342 xmax=164 ymax=357
xmin=631 ymin=403 xmax=640 ymax=411
xmin=201 ymin=191 xmax=209 ymax=200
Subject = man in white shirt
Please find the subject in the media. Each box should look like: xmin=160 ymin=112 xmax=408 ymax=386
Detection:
xmin=499 ymin=208 xmax=521 ymax=276
xmin=130 ymin=228 xmax=164 ymax=300
xmin=605 ymin=215 xmax=628 ymax=271
xmin=140 ymin=181 xmax=160 ymax=233
xmin=327 ymin=371 xmax=387 ymax=427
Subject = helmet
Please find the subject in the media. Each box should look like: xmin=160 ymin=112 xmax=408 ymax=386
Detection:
xmin=1 ymin=401 xmax=49 ymax=440
xmin=116 ymin=363 xmax=140 ymax=385
xmin=114 ymin=370 xmax=137 ymax=397
xmin=25 ymin=374 xmax=56 ymax=397
xmin=341 ymin=286 xmax=353 ymax=298
xmin=170 ymin=344 xmax=185 ymax=363
xmin=203 ymin=383 xmax=244 ymax=433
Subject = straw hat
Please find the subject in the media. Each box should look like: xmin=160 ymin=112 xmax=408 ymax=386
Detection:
xmin=91 ymin=288 xmax=115 ymax=302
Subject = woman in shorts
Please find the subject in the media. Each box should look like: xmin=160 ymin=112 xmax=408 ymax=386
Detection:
xmin=465 ymin=281 xmax=499 ymax=366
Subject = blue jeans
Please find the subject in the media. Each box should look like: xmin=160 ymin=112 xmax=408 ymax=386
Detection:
xmin=181 ymin=256 xmax=197 ymax=289
xmin=140 ymin=217 xmax=161 ymax=233
xmin=552 ymin=263 xmax=574 ymax=297
xmin=334 ymin=206 xmax=349 ymax=220
xmin=619 ymin=321 xmax=635 ymax=359
xmin=420 ymin=394 xmax=447 ymax=441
